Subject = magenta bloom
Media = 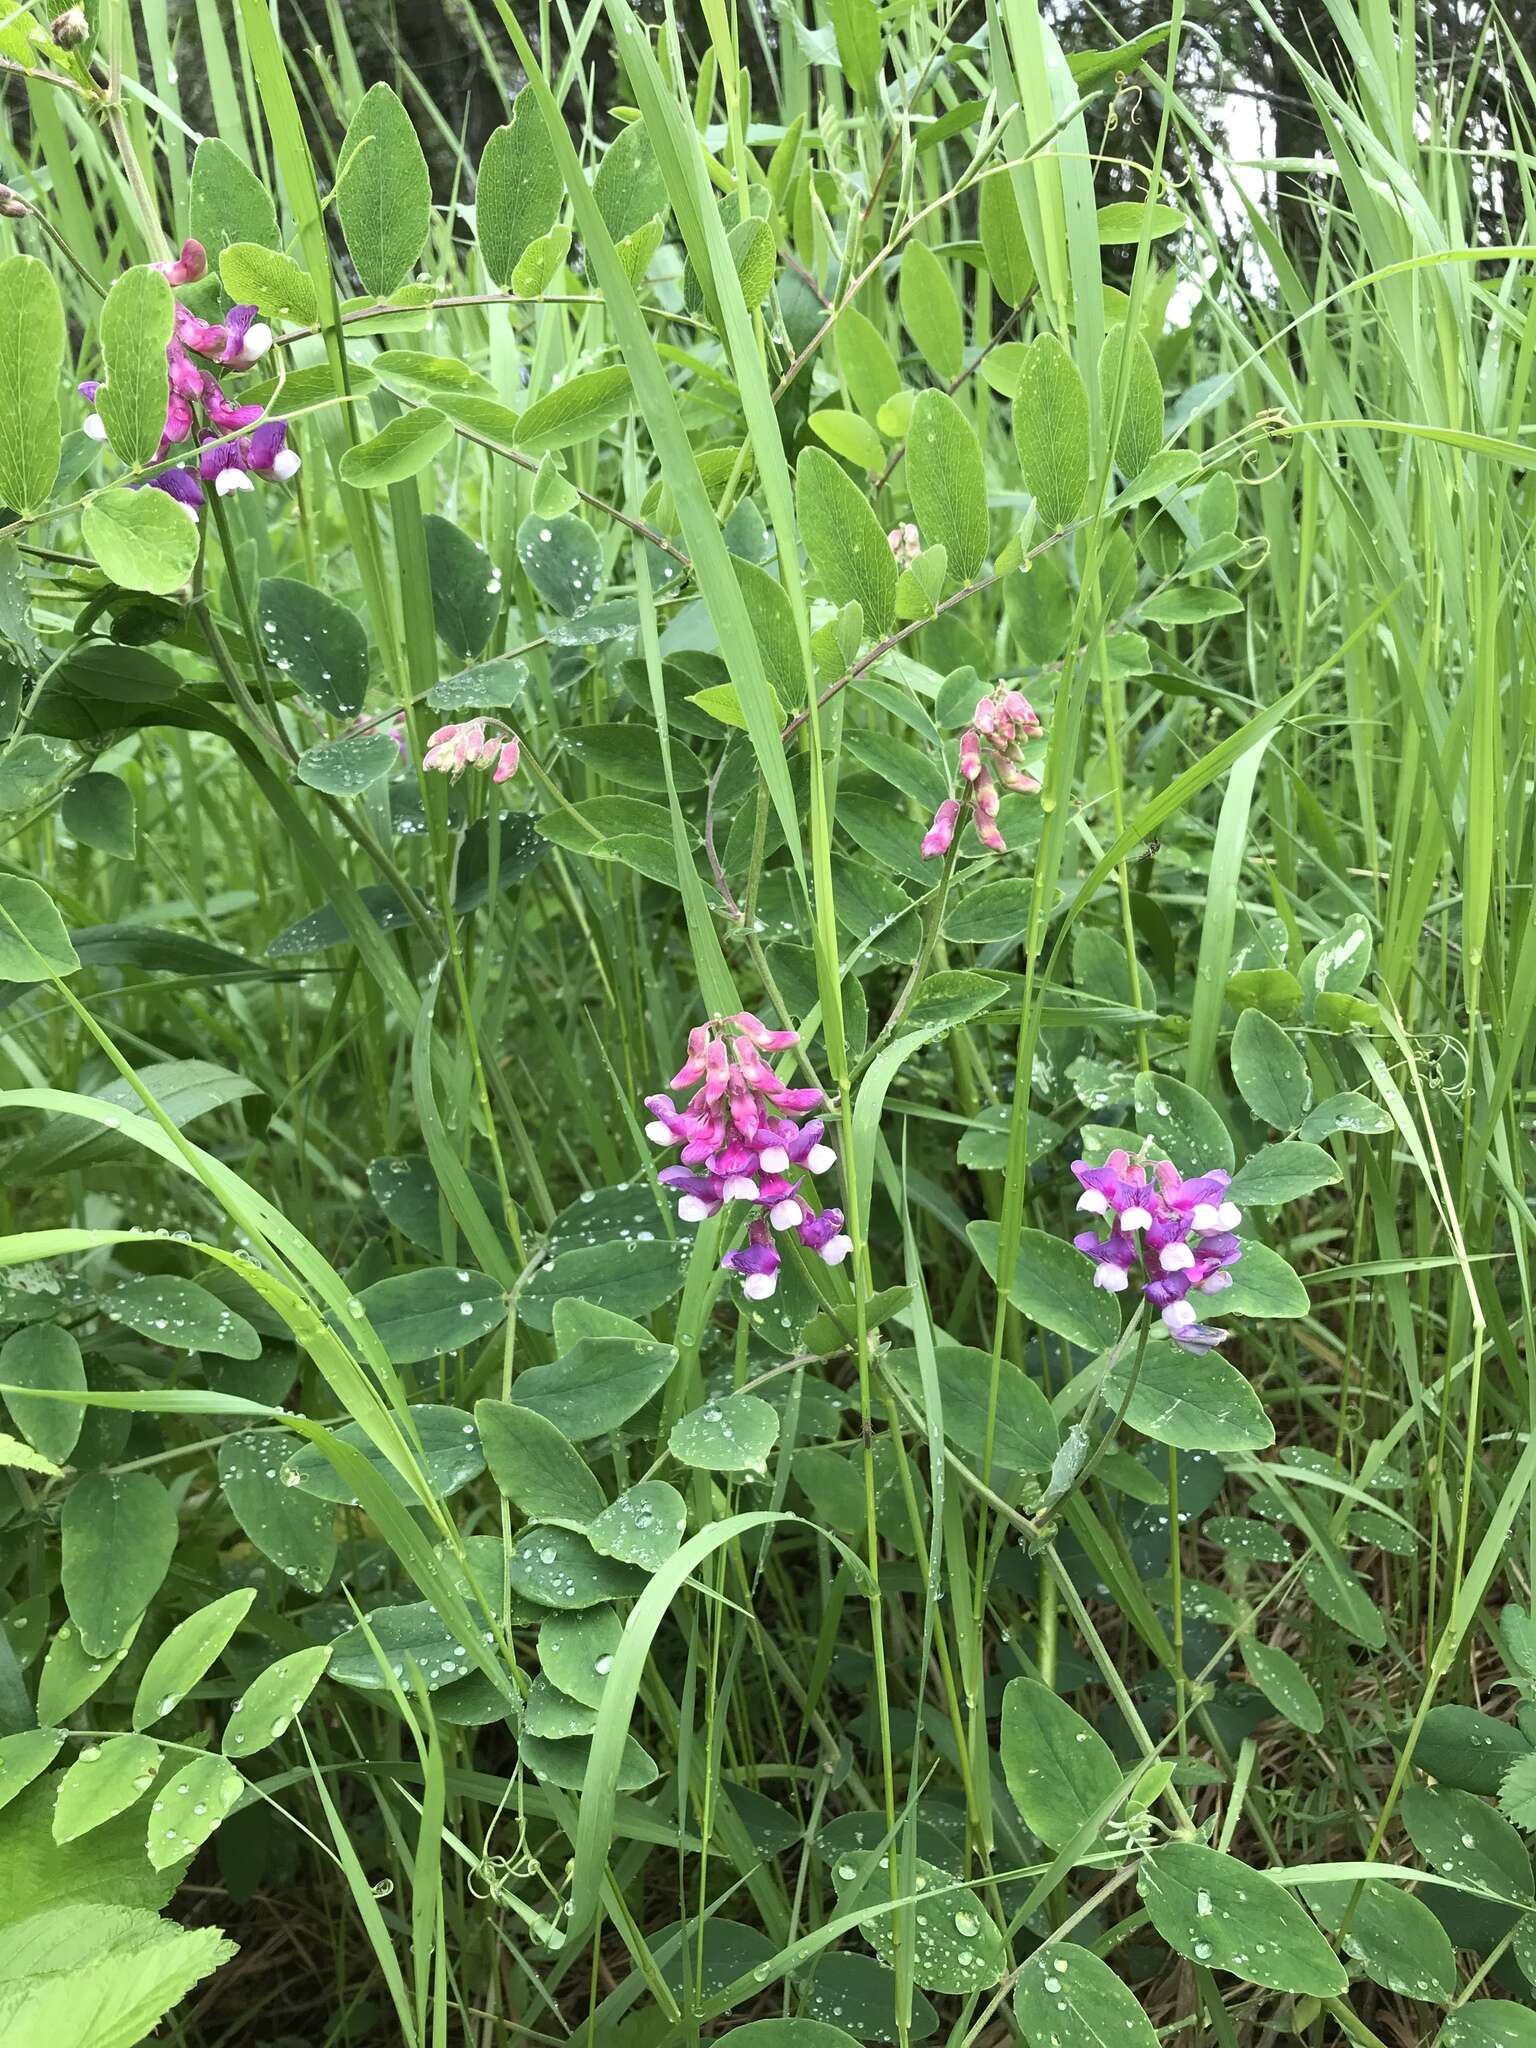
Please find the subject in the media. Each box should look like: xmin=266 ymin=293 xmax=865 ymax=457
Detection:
xmin=922 ymin=684 xmax=1044 ymax=859
xmin=422 ymin=719 xmax=521 ymax=785
xmin=78 ymin=240 xmax=294 ymax=512
xmin=1071 ymin=1150 xmax=1243 ymax=1348
xmin=645 ymin=1014 xmax=849 ymax=1299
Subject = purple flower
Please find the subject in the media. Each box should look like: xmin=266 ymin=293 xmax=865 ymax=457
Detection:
xmin=1070 ymin=1150 xmax=1244 ymax=1348
xmin=922 ymin=683 xmax=1044 ymax=859
xmin=645 ymin=1016 xmax=846 ymax=1300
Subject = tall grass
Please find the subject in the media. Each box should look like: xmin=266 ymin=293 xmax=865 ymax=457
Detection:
xmin=1 ymin=0 xmax=1535 ymax=2043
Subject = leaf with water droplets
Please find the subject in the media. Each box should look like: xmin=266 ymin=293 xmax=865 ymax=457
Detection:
xmin=537 ymin=1607 xmax=621 ymax=1709
xmin=35 ymin=1618 xmax=141 ymax=1724
xmin=1301 ymin=1874 xmax=1455 ymax=2003
xmin=145 ymin=1751 xmax=245 ymax=1871
xmin=329 ymin=1603 xmax=481 ymax=1693
xmin=0 ymin=1728 xmax=67 ymax=1816
xmin=508 ymin=1336 xmax=677 ymax=1442
xmin=296 ymin=734 xmax=400 ymax=798
xmin=280 ymin=1403 xmax=484 ymax=1506
xmin=1402 ymin=1783 xmax=1534 ymax=1903
xmin=257 ymin=576 xmax=369 ymax=720
xmin=1014 ymin=1940 xmax=1159 ymax=2045
xmin=832 ymin=1849 xmax=1005 ymax=1993
xmin=103 ymin=1276 xmax=261 ymax=1359
xmin=476 ymin=1399 xmax=607 ymax=1526
xmin=508 ymin=1527 xmax=647 ymax=1610
xmin=131 ymin=1589 xmax=256 ymax=1731
xmin=217 ymin=1432 xmax=336 ymax=1593
xmin=425 ymin=514 xmax=503 ymax=660
xmin=517 ymin=512 xmax=603 ymax=619
xmin=52 ymin=1734 xmax=162 ymax=1844
xmin=349 ymin=1267 xmax=506 ymax=1366
xmin=999 ymin=1677 xmax=1122 ymax=1854
xmin=520 ymin=1727 xmax=657 ymax=1792
xmin=1138 ymin=1840 xmax=1347 ymax=1995
xmin=588 ymin=1482 xmax=686 ymax=1571
xmin=1438 ymin=2002 xmax=1536 ymax=2047
xmin=222 ymin=1645 xmax=332 ymax=1759
xmin=669 ymin=1392 xmax=779 ymax=1474
xmin=1103 ymin=1346 xmax=1275 ymax=1454
xmin=1244 ymin=1638 xmax=1323 ymax=1735
xmin=61 ymin=1474 xmax=177 ymax=1657
xmin=0 ymin=1321 xmax=85 ymax=1464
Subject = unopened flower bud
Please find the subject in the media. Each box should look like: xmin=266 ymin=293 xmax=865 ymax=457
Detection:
xmin=51 ymin=7 xmax=89 ymax=47
xmin=0 ymin=187 xmax=28 ymax=220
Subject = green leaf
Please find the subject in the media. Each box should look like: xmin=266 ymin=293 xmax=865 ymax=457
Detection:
xmin=1014 ymin=334 xmax=1089 ymax=530
xmin=281 ymin=1403 xmax=485 ymax=1505
xmin=884 ymin=1343 xmax=1057 ymax=1474
xmin=132 ymin=1589 xmax=256 ymax=1731
xmin=906 ymin=390 xmax=988 ymax=582
xmin=978 ymin=173 xmax=1034 ymax=305
xmin=95 ymin=268 xmax=175 ymax=467
xmin=1000 ymin=1676 xmax=1121 ymax=1851
xmin=296 ymin=733 xmax=399 ymax=797
xmin=1300 ymin=1875 xmax=1455 ymax=2003
xmin=222 ymin=1644 xmax=332 ymax=1758
xmin=257 ymin=577 xmax=369 ymax=718
xmin=515 ymin=368 xmax=634 ymax=456
xmin=335 ymin=82 xmax=432 ymax=297
xmin=507 ymin=1526 xmax=647 ymax=1609
xmin=476 ymin=97 xmax=562 ymax=286
xmin=1228 ymin=1141 xmax=1342 ymax=1207
xmin=1244 ymin=1638 xmax=1323 ymax=1733
xmin=669 ymin=1392 xmax=780 ymax=1473
xmin=808 ymin=408 xmax=884 ymax=473
xmin=588 ymin=1482 xmax=687 ymax=1571
xmin=520 ymin=1726 xmax=657 ymax=1791
xmin=0 ymin=1321 xmax=85 ymax=1463
xmin=0 ymin=736 xmax=71 ymax=816
xmin=1299 ymin=1090 xmax=1391 ymax=1141
xmin=1095 ymin=201 xmax=1186 ymax=242
xmin=477 ymin=1400 xmax=607 ymax=1524
xmin=61 ymin=1473 xmax=177 ymax=1656
xmin=424 ymin=513 xmax=502 ymax=658
xmin=512 ymin=225 xmax=570 ymax=297
xmin=827 ymin=0 xmax=880 ymax=97
xmin=1501 ymin=1750 xmax=1536 ymax=1831
xmin=188 ymin=138 xmax=279 ymax=279
xmin=1105 ymin=1345 xmax=1274 ymax=1452
xmin=1220 ymin=1240 xmax=1309 ymax=1318
xmin=537 ymin=1607 xmax=621 ymax=1709
xmin=494 ymin=1335 xmax=677 ymax=1442
xmin=835 ymin=306 xmax=901 ymax=421
xmin=218 ymin=242 xmax=316 ymax=323
xmin=352 ymin=1266 xmax=506 ymax=1365
xmin=1014 ymin=1941 xmax=1159 ymax=2046
xmin=0 ymin=1777 xmax=179 ymax=1928
xmin=1230 ymin=1009 xmax=1311 ymax=1130
xmin=718 ymin=2025 xmax=863 ymax=2046
xmin=60 ymin=772 xmax=136 ymax=858
xmin=0 ymin=1907 xmax=235 ymax=2048
xmin=1402 ymin=1783 xmax=1534 ymax=1903
xmin=517 ymin=511 xmax=602 ymax=617
xmin=1413 ymin=1706 xmax=1530 ymax=1798
xmin=1139 ymin=1841 xmax=1346 ymax=1995
xmin=217 ymin=1433 xmax=335 ymax=1592
xmin=945 ymin=877 xmax=1033 ymax=944
xmin=0 ymin=255 xmax=65 ymax=515
xmin=51 ymin=1735 xmax=161 ymax=1844
xmin=831 ymin=1849 xmax=1004 ymax=1992
xmin=337 ymin=406 xmax=451 ymax=488
xmin=517 ymin=1189 xmax=690 ymax=1331
xmin=1438 ymin=2004 xmax=1536 ymax=2046
xmin=1142 ymin=586 xmax=1244 ymax=627
xmin=329 ymin=1602 xmax=477 ymax=1691
xmin=1300 ymin=914 xmax=1373 ymax=1013
xmin=1099 ymin=321 xmax=1163 ymax=480
xmin=81 ymin=488 xmax=198 ymax=597
xmin=591 ymin=119 xmax=668 ymax=244
xmin=36 ymin=1619 xmax=139 ymax=1724
xmin=796 ymin=445 xmax=896 ymax=636
xmin=102 ymin=1275 xmax=261 ymax=1358
xmin=1133 ymin=1071 xmax=1235 ymax=1175
xmin=898 ymin=240 xmax=963 ymax=381
xmin=0 ymin=1730 xmax=67 ymax=1816
xmin=968 ymin=1222 xmax=1119 ymax=1350
xmin=145 ymin=1751 xmax=244 ymax=1871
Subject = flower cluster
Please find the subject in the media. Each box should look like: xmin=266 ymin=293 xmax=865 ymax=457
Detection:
xmin=888 ymin=522 xmax=921 ymax=568
xmin=645 ymin=1014 xmax=850 ymax=1300
xmin=922 ymin=684 xmax=1044 ymax=859
xmin=422 ymin=719 xmax=521 ymax=784
xmin=79 ymin=239 xmax=298 ymax=511
xmin=1071 ymin=1149 xmax=1243 ymax=1350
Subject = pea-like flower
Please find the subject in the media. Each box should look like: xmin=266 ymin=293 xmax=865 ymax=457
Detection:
xmin=888 ymin=522 xmax=921 ymax=567
xmin=645 ymin=1013 xmax=850 ymax=1299
xmin=78 ymin=238 xmax=294 ymax=514
xmin=922 ymin=683 xmax=1044 ymax=859
xmin=1071 ymin=1149 xmax=1242 ymax=1349
xmin=422 ymin=720 xmax=520 ymax=784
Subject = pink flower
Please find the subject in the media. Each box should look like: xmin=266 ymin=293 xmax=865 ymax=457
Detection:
xmin=921 ymin=682 xmax=1045 ymax=859
xmin=644 ymin=1015 xmax=846 ymax=1300
xmin=153 ymin=238 xmax=209 ymax=288
xmin=888 ymin=522 xmax=921 ymax=567
xmin=422 ymin=719 xmax=521 ymax=783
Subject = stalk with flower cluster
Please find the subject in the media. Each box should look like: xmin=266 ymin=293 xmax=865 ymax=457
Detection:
xmin=644 ymin=1014 xmax=850 ymax=1301
xmin=80 ymin=239 xmax=300 ymax=508
xmin=922 ymin=683 xmax=1044 ymax=859
xmin=1071 ymin=1148 xmax=1244 ymax=1349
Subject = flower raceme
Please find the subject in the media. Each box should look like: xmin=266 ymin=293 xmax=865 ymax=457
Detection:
xmin=1071 ymin=1149 xmax=1243 ymax=1351
xmin=645 ymin=1014 xmax=851 ymax=1301
xmin=922 ymin=684 xmax=1044 ymax=859
xmin=421 ymin=720 xmax=520 ymax=784
xmin=79 ymin=238 xmax=297 ymax=512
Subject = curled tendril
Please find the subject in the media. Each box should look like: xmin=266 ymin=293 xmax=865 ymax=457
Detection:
xmin=1418 ymin=1034 xmax=1471 ymax=1101
xmin=370 ymin=1877 xmax=394 ymax=1900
